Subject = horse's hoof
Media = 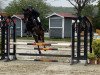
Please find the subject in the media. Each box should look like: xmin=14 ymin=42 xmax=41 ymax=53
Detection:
xmin=39 ymin=52 xmax=42 ymax=54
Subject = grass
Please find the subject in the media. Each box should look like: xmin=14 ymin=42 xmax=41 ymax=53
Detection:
xmin=16 ymin=36 xmax=71 ymax=42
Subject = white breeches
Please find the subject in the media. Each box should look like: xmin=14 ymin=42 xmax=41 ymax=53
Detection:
xmin=37 ymin=17 xmax=41 ymax=22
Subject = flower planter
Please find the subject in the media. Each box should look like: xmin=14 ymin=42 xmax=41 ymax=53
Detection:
xmin=88 ymin=59 xmax=96 ymax=64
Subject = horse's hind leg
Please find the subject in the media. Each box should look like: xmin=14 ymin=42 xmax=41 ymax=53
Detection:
xmin=42 ymin=36 xmax=46 ymax=48
xmin=33 ymin=34 xmax=41 ymax=54
xmin=40 ymin=34 xmax=46 ymax=48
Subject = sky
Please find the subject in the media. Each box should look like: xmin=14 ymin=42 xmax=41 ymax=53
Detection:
xmin=46 ymin=0 xmax=98 ymax=7
xmin=45 ymin=0 xmax=74 ymax=7
xmin=2 ymin=0 xmax=99 ymax=8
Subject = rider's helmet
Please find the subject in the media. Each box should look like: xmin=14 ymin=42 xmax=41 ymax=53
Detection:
xmin=27 ymin=5 xmax=33 ymax=12
xmin=28 ymin=5 xmax=33 ymax=9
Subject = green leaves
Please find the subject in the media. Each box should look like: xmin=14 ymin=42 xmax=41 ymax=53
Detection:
xmin=88 ymin=51 xmax=96 ymax=59
xmin=92 ymin=39 xmax=100 ymax=58
xmin=4 ymin=0 xmax=51 ymax=16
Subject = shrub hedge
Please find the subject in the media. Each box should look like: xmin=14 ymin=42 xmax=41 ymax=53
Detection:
xmin=92 ymin=39 xmax=100 ymax=58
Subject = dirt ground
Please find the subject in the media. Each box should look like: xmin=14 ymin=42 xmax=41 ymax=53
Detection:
xmin=0 ymin=40 xmax=100 ymax=75
xmin=0 ymin=60 xmax=100 ymax=75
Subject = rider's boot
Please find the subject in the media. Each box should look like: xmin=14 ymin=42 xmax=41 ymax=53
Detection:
xmin=39 ymin=22 xmax=44 ymax=31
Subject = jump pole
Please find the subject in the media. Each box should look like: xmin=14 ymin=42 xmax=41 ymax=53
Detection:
xmin=17 ymin=47 xmax=70 ymax=51
xmin=10 ymin=42 xmax=71 ymax=46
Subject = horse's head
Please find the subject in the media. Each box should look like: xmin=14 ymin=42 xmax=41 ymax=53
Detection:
xmin=22 ymin=8 xmax=32 ymax=23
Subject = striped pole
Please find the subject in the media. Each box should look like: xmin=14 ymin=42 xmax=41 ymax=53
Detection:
xmin=34 ymin=59 xmax=58 ymax=62
xmin=10 ymin=42 xmax=71 ymax=46
xmin=27 ymin=42 xmax=51 ymax=46
xmin=10 ymin=42 xmax=51 ymax=46
xmin=34 ymin=48 xmax=69 ymax=51
xmin=10 ymin=42 xmax=87 ymax=47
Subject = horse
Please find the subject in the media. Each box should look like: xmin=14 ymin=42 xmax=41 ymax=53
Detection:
xmin=22 ymin=8 xmax=45 ymax=54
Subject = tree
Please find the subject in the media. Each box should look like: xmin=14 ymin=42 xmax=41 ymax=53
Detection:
xmin=0 ymin=0 xmax=3 ymax=11
xmin=4 ymin=0 xmax=51 ymax=16
xmin=0 ymin=0 xmax=2 ymax=10
xmin=92 ymin=0 xmax=100 ymax=29
xmin=4 ymin=0 xmax=52 ymax=30
xmin=81 ymin=4 xmax=99 ymax=30
xmin=67 ymin=0 xmax=96 ymax=16
xmin=0 ymin=0 xmax=9 ymax=11
xmin=82 ymin=4 xmax=94 ymax=16
xmin=97 ymin=0 xmax=100 ymax=15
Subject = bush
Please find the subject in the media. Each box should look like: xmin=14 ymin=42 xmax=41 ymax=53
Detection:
xmin=88 ymin=51 xmax=96 ymax=59
xmin=92 ymin=39 xmax=100 ymax=58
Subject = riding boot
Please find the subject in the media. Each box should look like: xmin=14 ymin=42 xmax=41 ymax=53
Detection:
xmin=39 ymin=22 xmax=44 ymax=31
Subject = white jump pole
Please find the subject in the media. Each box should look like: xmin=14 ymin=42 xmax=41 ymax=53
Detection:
xmin=10 ymin=42 xmax=71 ymax=46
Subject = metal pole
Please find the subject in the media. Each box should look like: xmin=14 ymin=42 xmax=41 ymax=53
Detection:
xmin=12 ymin=20 xmax=17 ymax=60
xmin=1 ymin=21 xmax=6 ymax=60
xmin=5 ymin=24 xmax=10 ymax=62
xmin=84 ymin=19 xmax=88 ymax=65
xmin=77 ymin=17 xmax=81 ymax=63
xmin=89 ymin=24 xmax=93 ymax=53
xmin=71 ymin=21 xmax=76 ymax=65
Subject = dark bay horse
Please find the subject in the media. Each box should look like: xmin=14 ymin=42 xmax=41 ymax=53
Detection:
xmin=22 ymin=8 xmax=45 ymax=54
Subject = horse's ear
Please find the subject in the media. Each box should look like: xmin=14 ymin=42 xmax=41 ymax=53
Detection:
xmin=22 ymin=8 xmax=26 ymax=11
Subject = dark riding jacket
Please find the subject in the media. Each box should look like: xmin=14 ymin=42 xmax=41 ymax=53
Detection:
xmin=27 ymin=8 xmax=40 ymax=19
xmin=31 ymin=9 xmax=40 ymax=19
xmin=27 ymin=8 xmax=41 ymax=24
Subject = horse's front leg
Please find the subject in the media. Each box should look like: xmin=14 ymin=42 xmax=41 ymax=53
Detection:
xmin=32 ymin=33 xmax=41 ymax=54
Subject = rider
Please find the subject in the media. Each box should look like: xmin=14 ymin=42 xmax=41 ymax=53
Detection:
xmin=27 ymin=5 xmax=44 ymax=31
